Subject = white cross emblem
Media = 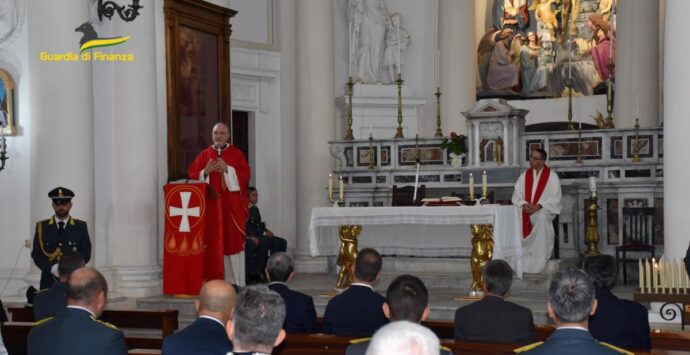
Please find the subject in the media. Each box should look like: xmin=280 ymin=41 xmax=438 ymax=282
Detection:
xmin=169 ymin=191 xmax=200 ymax=233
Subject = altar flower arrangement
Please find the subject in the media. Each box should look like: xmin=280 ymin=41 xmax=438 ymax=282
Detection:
xmin=441 ymin=132 xmax=467 ymax=156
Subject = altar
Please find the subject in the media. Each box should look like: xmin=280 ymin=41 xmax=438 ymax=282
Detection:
xmin=308 ymin=205 xmax=525 ymax=277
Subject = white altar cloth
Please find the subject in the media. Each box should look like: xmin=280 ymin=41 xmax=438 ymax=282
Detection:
xmin=308 ymin=205 xmax=524 ymax=277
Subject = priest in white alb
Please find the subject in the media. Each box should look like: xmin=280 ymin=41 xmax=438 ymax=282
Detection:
xmin=511 ymin=148 xmax=561 ymax=273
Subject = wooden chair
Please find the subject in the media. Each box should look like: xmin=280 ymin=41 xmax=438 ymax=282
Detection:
xmin=616 ymin=207 xmax=656 ymax=284
xmin=391 ymin=184 xmax=425 ymax=206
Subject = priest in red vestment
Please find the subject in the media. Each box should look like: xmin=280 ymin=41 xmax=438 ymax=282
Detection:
xmin=511 ymin=148 xmax=561 ymax=273
xmin=189 ymin=122 xmax=250 ymax=286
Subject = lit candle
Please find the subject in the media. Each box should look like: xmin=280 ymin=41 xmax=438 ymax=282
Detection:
xmin=469 ymin=173 xmax=474 ymax=198
xmin=653 ymin=258 xmax=657 ymax=293
xmin=659 ymin=257 xmax=665 ymax=293
xmin=397 ymin=23 xmax=402 ymax=75
xmin=328 ymin=173 xmax=333 ymax=199
xmin=482 ymin=171 xmax=487 ymax=197
xmin=339 ymin=176 xmax=344 ymax=200
xmin=638 ymin=259 xmax=643 ymax=291
xmin=645 ymin=258 xmax=651 ymax=293
xmin=670 ymin=259 xmax=676 ymax=294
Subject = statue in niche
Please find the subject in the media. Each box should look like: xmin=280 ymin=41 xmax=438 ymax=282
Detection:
xmin=382 ymin=13 xmax=410 ymax=84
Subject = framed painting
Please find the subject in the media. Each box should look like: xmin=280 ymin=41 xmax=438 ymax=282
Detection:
xmin=0 ymin=69 xmax=16 ymax=135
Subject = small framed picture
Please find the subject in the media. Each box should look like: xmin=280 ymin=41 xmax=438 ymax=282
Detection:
xmin=0 ymin=69 xmax=16 ymax=135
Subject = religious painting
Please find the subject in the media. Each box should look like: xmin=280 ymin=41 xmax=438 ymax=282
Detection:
xmin=477 ymin=0 xmax=617 ymax=100
xmin=609 ymin=136 xmax=623 ymax=159
xmin=525 ymin=139 xmax=544 ymax=161
xmin=606 ymin=199 xmax=618 ymax=244
xmin=357 ymin=146 xmax=377 ymax=167
xmin=548 ymin=137 xmax=602 ymax=160
xmin=0 ymin=69 xmax=16 ymax=135
xmin=479 ymin=137 xmax=504 ymax=164
xmin=626 ymin=135 xmax=653 ymax=159
xmin=398 ymin=145 xmax=443 ymax=166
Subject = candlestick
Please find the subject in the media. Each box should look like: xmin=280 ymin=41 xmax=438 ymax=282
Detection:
xmin=328 ymin=173 xmax=333 ymax=200
xmin=645 ymin=258 xmax=651 ymax=293
xmin=638 ymin=259 xmax=643 ymax=291
xmin=469 ymin=173 xmax=475 ymax=199
xmin=660 ymin=257 xmax=665 ymax=293
xmin=482 ymin=171 xmax=487 ymax=198
xmin=339 ymin=176 xmax=344 ymax=201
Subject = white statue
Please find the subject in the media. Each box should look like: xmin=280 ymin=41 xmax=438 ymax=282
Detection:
xmin=382 ymin=13 xmax=410 ymax=84
xmin=349 ymin=0 xmax=390 ymax=84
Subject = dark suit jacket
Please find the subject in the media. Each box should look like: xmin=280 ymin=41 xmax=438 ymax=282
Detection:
xmin=161 ymin=316 xmax=233 ymax=355
xmin=589 ymin=288 xmax=651 ymax=350
xmin=27 ymin=307 xmax=126 ymax=355
xmin=268 ymin=282 xmax=317 ymax=333
xmin=33 ymin=282 xmax=67 ymax=321
xmin=31 ymin=216 xmax=91 ymax=289
xmin=455 ymin=295 xmax=535 ymax=344
xmin=246 ymin=204 xmax=267 ymax=237
xmin=346 ymin=339 xmax=452 ymax=355
xmin=521 ymin=328 xmax=623 ymax=355
xmin=323 ymin=284 xmax=387 ymax=336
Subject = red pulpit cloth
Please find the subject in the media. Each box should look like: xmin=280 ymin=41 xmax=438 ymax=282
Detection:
xmin=163 ymin=182 xmax=224 ymax=295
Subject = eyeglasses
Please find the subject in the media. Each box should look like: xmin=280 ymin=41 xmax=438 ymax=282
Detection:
xmin=529 ymin=156 xmax=544 ymax=161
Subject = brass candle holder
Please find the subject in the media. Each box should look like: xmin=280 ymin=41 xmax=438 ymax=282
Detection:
xmin=344 ymin=76 xmax=355 ymax=140
xmin=328 ymin=186 xmax=345 ymax=207
xmin=603 ymin=58 xmax=615 ymax=128
xmin=394 ymin=72 xmax=405 ymax=139
xmin=368 ymin=133 xmax=375 ymax=170
xmin=576 ymin=124 xmax=583 ymax=164
xmin=632 ymin=118 xmax=641 ymax=162
xmin=584 ymin=192 xmax=601 ymax=256
xmin=434 ymin=87 xmax=443 ymax=137
xmin=567 ymin=78 xmax=575 ymax=130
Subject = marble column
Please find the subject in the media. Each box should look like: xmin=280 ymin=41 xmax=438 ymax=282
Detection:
xmin=27 ymin=0 xmax=95 ymax=284
xmin=91 ymin=4 xmax=161 ymax=296
xmin=614 ymin=0 xmax=659 ymax=128
xmin=663 ymin=0 xmax=690 ymax=261
xmin=439 ymin=0 xmax=475 ymax=135
xmin=294 ymin=0 xmax=335 ymax=264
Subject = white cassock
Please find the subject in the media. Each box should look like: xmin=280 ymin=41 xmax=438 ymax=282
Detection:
xmin=511 ymin=167 xmax=562 ymax=273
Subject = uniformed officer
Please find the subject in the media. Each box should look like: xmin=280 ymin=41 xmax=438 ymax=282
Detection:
xmin=31 ymin=187 xmax=91 ymax=290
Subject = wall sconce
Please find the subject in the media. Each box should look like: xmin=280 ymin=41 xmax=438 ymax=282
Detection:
xmin=97 ymin=0 xmax=143 ymax=22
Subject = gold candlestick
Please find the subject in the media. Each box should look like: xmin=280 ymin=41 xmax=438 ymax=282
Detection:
xmin=394 ymin=72 xmax=405 ymax=139
xmin=576 ymin=124 xmax=583 ymax=164
xmin=567 ymin=78 xmax=575 ymax=130
xmin=632 ymin=118 xmax=641 ymax=162
xmin=584 ymin=193 xmax=601 ymax=256
xmin=368 ymin=133 xmax=375 ymax=170
xmin=434 ymin=87 xmax=443 ymax=137
xmin=344 ymin=76 xmax=355 ymax=140
xmin=603 ymin=58 xmax=615 ymax=128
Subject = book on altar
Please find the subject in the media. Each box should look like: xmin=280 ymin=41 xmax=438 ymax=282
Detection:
xmin=441 ymin=196 xmax=462 ymax=202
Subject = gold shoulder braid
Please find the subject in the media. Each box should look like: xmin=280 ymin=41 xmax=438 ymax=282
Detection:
xmin=34 ymin=316 xmax=54 ymax=326
xmin=38 ymin=221 xmax=61 ymax=261
xmin=349 ymin=337 xmax=371 ymax=344
xmin=90 ymin=315 xmax=119 ymax=330
xmin=513 ymin=341 xmax=544 ymax=353
xmin=599 ymin=342 xmax=633 ymax=355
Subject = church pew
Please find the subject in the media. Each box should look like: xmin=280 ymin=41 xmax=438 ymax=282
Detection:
xmin=7 ymin=307 xmax=178 ymax=337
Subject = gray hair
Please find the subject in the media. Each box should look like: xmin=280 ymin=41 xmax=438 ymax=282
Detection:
xmin=482 ymin=259 xmax=513 ymax=296
xmin=232 ymin=285 xmax=286 ymax=349
xmin=266 ymin=252 xmax=294 ymax=282
xmin=366 ymin=321 xmax=440 ymax=355
xmin=548 ymin=267 xmax=595 ymax=323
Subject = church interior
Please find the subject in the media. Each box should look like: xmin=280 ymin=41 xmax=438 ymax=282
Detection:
xmin=1 ymin=0 xmax=690 ymax=353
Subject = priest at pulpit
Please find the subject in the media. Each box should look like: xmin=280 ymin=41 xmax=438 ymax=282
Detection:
xmin=189 ymin=122 xmax=251 ymax=286
xmin=512 ymin=149 xmax=561 ymax=273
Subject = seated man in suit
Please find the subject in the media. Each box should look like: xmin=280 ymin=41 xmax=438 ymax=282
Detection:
xmin=225 ymin=285 xmax=286 ymax=355
xmin=265 ymin=252 xmax=317 ymax=333
xmin=455 ymin=259 xmax=535 ymax=344
xmin=27 ymin=267 xmax=127 ymax=355
xmin=366 ymin=321 xmax=441 ymax=355
xmin=584 ymin=255 xmax=651 ymax=350
xmin=347 ymin=275 xmax=451 ymax=355
xmin=516 ymin=267 xmax=627 ymax=354
xmin=245 ymin=187 xmax=287 ymax=284
xmin=324 ymin=248 xmax=387 ymax=336
xmin=33 ymin=251 xmax=85 ymax=321
xmin=162 ymin=280 xmax=236 ymax=355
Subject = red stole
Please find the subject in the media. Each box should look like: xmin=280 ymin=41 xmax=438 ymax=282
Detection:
xmin=522 ymin=166 xmax=551 ymax=239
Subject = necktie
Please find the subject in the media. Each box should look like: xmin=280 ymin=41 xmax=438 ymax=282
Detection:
xmin=58 ymin=222 xmax=65 ymax=235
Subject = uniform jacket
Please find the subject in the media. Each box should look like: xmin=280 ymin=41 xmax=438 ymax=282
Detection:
xmin=589 ymin=288 xmax=651 ymax=350
xmin=27 ymin=307 xmax=126 ymax=355
xmin=323 ymin=284 xmax=387 ymax=337
xmin=454 ymin=295 xmax=535 ymax=344
xmin=519 ymin=328 xmax=624 ymax=355
xmin=246 ymin=204 xmax=266 ymax=238
xmin=33 ymin=282 xmax=67 ymax=321
xmin=162 ymin=316 xmax=233 ymax=355
xmin=31 ymin=216 xmax=91 ymax=289
xmin=268 ymin=282 xmax=317 ymax=334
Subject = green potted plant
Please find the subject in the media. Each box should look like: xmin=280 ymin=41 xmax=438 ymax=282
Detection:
xmin=440 ymin=132 xmax=467 ymax=167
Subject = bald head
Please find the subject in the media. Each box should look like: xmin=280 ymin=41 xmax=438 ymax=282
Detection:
xmin=197 ymin=280 xmax=236 ymax=324
xmin=67 ymin=267 xmax=108 ymax=316
xmin=212 ymin=122 xmax=230 ymax=147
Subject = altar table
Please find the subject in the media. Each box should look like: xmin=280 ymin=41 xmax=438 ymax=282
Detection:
xmin=308 ymin=205 xmax=524 ymax=277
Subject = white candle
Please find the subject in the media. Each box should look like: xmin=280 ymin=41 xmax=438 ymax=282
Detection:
xmin=639 ymin=259 xmax=643 ymax=291
xmin=348 ymin=19 xmax=352 ymax=77
xmin=635 ymin=95 xmax=639 ymax=119
xmin=469 ymin=173 xmax=474 ymax=198
xmin=568 ymin=47 xmax=572 ymax=80
xmin=482 ymin=171 xmax=487 ymax=197
xmin=589 ymin=176 xmax=596 ymax=193
xmin=660 ymin=257 xmax=665 ymax=293
xmin=645 ymin=258 xmax=651 ymax=293
xmin=653 ymin=257 xmax=657 ymax=293
xmin=339 ymin=176 xmax=344 ymax=200
xmin=328 ymin=173 xmax=333 ymax=198
xmin=413 ymin=162 xmax=420 ymax=202
xmin=436 ymin=50 xmax=440 ymax=88
xmin=397 ymin=24 xmax=402 ymax=75
xmin=609 ymin=21 xmax=614 ymax=60
xmin=670 ymin=259 xmax=676 ymax=294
